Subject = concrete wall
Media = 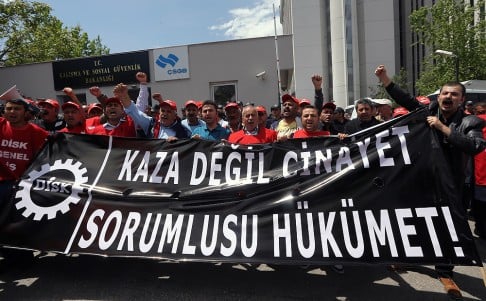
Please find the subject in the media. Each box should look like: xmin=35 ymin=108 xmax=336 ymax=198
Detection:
xmin=0 ymin=36 xmax=293 ymax=111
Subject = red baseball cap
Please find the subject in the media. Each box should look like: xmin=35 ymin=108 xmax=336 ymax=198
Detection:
xmin=87 ymin=103 xmax=103 ymax=114
xmin=185 ymin=100 xmax=198 ymax=108
xmin=225 ymin=102 xmax=239 ymax=110
xmin=105 ymin=97 xmax=122 ymax=106
xmin=62 ymin=101 xmax=81 ymax=111
xmin=416 ymin=96 xmax=431 ymax=105
xmin=256 ymin=105 xmax=267 ymax=113
xmin=160 ymin=99 xmax=177 ymax=111
xmin=282 ymin=94 xmax=299 ymax=104
xmin=393 ymin=106 xmax=410 ymax=118
xmin=38 ymin=99 xmax=60 ymax=110
xmin=299 ymin=98 xmax=311 ymax=106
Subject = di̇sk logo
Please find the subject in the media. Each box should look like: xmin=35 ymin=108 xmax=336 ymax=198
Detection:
xmin=15 ymin=159 xmax=88 ymax=221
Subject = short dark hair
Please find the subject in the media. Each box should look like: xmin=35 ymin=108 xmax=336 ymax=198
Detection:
xmin=440 ymin=82 xmax=466 ymax=97
xmin=355 ymin=98 xmax=373 ymax=109
xmin=201 ymin=100 xmax=217 ymax=111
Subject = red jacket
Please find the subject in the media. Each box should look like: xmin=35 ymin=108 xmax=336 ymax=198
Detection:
xmin=293 ymin=129 xmax=330 ymax=138
xmin=475 ymin=114 xmax=486 ymax=186
xmin=228 ymin=127 xmax=277 ymax=144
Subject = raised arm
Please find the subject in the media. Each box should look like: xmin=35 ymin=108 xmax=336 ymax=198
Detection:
xmin=135 ymin=72 xmax=149 ymax=112
xmin=89 ymin=86 xmax=109 ymax=107
xmin=63 ymin=87 xmax=82 ymax=106
xmin=114 ymin=83 xmax=152 ymax=135
xmin=374 ymin=65 xmax=421 ymax=111
xmin=312 ymin=74 xmax=324 ymax=111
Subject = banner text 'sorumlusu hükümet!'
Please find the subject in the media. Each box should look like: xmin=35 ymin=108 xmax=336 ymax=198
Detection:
xmin=0 ymin=108 xmax=481 ymax=266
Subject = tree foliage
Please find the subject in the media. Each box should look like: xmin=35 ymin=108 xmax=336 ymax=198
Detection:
xmin=0 ymin=0 xmax=109 ymax=66
xmin=409 ymin=0 xmax=486 ymax=94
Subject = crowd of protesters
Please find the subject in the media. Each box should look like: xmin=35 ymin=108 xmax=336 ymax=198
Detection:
xmin=1 ymin=69 xmax=486 ymax=298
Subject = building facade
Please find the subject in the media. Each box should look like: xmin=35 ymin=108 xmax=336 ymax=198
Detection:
xmin=280 ymin=0 xmax=446 ymax=109
xmin=0 ymin=36 xmax=293 ymax=111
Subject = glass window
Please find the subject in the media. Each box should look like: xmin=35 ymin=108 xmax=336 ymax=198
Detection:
xmin=210 ymin=82 xmax=237 ymax=106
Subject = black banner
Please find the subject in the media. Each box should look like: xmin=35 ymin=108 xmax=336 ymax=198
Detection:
xmin=0 ymin=109 xmax=481 ymax=266
xmin=52 ymin=51 xmax=150 ymax=90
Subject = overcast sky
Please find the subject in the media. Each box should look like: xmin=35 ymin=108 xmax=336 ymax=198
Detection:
xmin=36 ymin=0 xmax=283 ymax=53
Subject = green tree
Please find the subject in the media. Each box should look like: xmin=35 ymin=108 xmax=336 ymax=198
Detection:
xmin=409 ymin=0 xmax=486 ymax=94
xmin=0 ymin=0 xmax=109 ymax=66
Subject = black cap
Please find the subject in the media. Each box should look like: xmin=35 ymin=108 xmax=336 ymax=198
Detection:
xmin=7 ymin=98 xmax=38 ymax=113
xmin=271 ymin=104 xmax=280 ymax=109
xmin=334 ymin=107 xmax=345 ymax=114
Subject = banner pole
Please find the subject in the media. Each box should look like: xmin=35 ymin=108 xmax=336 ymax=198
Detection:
xmin=273 ymin=3 xmax=282 ymax=107
xmin=480 ymin=265 xmax=486 ymax=287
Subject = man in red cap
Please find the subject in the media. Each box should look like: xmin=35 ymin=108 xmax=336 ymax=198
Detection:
xmin=87 ymin=103 xmax=103 ymax=118
xmin=117 ymin=84 xmax=190 ymax=140
xmin=34 ymin=98 xmax=65 ymax=133
xmin=256 ymin=105 xmax=268 ymax=128
xmin=272 ymin=94 xmax=302 ymax=141
xmin=59 ymin=102 xmax=86 ymax=134
xmin=86 ymin=96 xmax=137 ymax=137
xmin=181 ymin=100 xmax=205 ymax=133
xmin=224 ymin=102 xmax=242 ymax=133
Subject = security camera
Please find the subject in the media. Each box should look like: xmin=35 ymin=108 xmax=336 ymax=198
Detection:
xmin=256 ymin=71 xmax=266 ymax=79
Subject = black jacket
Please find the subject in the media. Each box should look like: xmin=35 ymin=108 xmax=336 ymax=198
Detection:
xmin=385 ymin=82 xmax=486 ymax=192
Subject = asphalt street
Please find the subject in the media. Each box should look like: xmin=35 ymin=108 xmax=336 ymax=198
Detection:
xmin=0 ymin=228 xmax=485 ymax=301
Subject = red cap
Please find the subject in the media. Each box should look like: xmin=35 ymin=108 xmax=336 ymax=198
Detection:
xmin=416 ymin=96 xmax=431 ymax=105
xmin=185 ymin=100 xmax=198 ymax=108
xmin=322 ymin=102 xmax=336 ymax=111
xmin=62 ymin=101 xmax=81 ymax=111
xmin=299 ymin=98 xmax=311 ymax=106
xmin=105 ymin=97 xmax=122 ymax=106
xmin=160 ymin=99 xmax=177 ymax=111
xmin=225 ymin=102 xmax=239 ymax=110
xmin=393 ymin=106 xmax=410 ymax=118
xmin=38 ymin=99 xmax=60 ymax=110
xmin=256 ymin=105 xmax=267 ymax=113
xmin=87 ymin=103 xmax=103 ymax=114
xmin=282 ymin=94 xmax=299 ymax=104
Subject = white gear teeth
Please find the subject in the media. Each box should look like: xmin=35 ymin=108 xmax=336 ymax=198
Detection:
xmin=15 ymin=159 xmax=88 ymax=221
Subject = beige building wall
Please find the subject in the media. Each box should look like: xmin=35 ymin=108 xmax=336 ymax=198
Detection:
xmin=0 ymin=36 xmax=293 ymax=111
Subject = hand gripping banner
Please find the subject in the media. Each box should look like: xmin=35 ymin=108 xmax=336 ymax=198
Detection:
xmin=0 ymin=108 xmax=481 ymax=266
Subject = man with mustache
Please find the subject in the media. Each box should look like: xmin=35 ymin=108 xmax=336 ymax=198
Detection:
xmin=86 ymin=96 xmax=137 ymax=137
xmin=224 ymin=102 xmax=242 ymax=133
xmin=182 ymin=100 xmax=205 ymax=133
xmin=293 ymin=105 xmax=330 ymax=138
xmin=59 ymin=101 xmax=86 ymax=134
xmin=273 ymin=94 xmax=302 ymax=141
xmin=375 ymin=64 xmax=486 ymax=300
xmin=228 ymin=105 xmax=276 ymax=144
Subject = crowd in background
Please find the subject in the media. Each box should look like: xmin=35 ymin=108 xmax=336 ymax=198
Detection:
xmin=1 ymin=67 xmax=486 ymax=298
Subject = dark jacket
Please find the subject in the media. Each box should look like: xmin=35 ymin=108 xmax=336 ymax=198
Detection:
xmin=385 ymin=82 xmax=486 ymax=193
xmin=343 ymin=117 xmax=381 ymax=135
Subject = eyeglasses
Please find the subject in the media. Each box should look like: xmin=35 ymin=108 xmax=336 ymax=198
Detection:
xmin=258 ymin=112 xmax=265 ymax=116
